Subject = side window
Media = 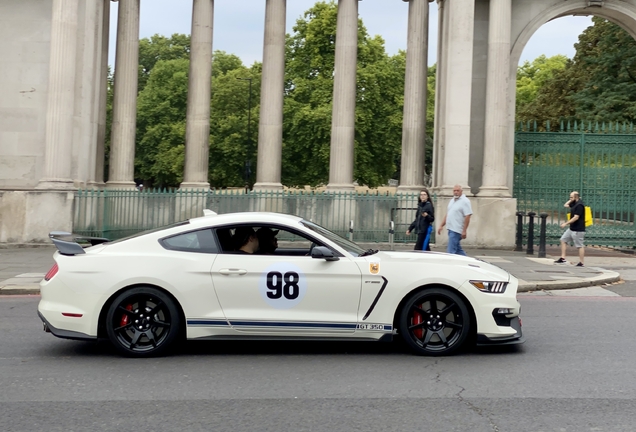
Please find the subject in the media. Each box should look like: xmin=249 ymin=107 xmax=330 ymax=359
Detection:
xmin=160 ymin=229 xmax=219 ymax=253
xmin=214 ymin=224 xmax=334 ymax=257
xmin=215 ymin=228 xmax=235 ymax=253
xmin=255 ymin=226 xmax=321 ymax=256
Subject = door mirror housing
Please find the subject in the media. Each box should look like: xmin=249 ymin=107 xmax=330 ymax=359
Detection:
xmin=310 ymin=246 xmax=339 ymax=261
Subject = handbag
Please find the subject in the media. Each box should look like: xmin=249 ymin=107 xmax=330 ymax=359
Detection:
xmin=566 ymin=206 xmax=593 ymax=227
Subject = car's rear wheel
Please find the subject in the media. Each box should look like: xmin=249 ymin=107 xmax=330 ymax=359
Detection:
xmin=105 ymin=287 xmax=181 ymax=357
xmin=399 ymin=287 xmax=471 ymax=356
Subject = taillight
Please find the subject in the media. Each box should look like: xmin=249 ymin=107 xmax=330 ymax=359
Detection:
xmin=44 ymin=263 xmax=58 ymax=281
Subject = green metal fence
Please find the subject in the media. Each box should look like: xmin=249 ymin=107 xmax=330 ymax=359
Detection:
xmin=514 ymin=121 xmax=636 ymax=247
xmin=74 ymin=188 xmax=425 ymax=244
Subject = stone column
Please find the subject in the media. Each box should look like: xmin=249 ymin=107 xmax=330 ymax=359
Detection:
xmin=92 ymin=0 xmax=110 ymax=187
xmin=253 ymin=0 xmax=286 ymax=191
xmin=397 ymin=0 xmax=429 ymax=193
xmin=478 ymin=0 xmax=511 ymax=197
xmin=37 ymin=0 xmax=80 ymax=190
xmin=73 ymin=0 xmax=100 ymax=186
xmin=107 ymin=0 xmax=140 ymax=189
xmin=432 ymin=0 xmax=448 ymax=189
xmin=181 ymin=0 xmax=214 ymax=190
xmin=438 ymin=0 xmax=475 ymax=195
xmin=327 ymin=0 xmax=358 ymax=192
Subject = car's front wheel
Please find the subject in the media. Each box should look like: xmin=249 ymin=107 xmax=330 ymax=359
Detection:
xmin=399 ymin=287 xmax=471 ymax=356
xmin=105 ymin=287 xmax=181 ymax=357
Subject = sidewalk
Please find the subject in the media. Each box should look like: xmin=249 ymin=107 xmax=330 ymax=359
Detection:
xmin=0 ymin=244 xmax=625 ymax=295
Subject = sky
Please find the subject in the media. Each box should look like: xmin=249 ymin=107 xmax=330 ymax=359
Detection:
xmin=108 ymin=0 xmax=594 ymax=67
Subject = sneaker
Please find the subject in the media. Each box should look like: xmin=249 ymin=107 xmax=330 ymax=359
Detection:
xmin=576 ymin=262 xmax=584 ymax=267
xmin=554 ymin=258 xmax=567 ymax=264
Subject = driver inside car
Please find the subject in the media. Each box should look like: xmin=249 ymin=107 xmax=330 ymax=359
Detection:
xmin=256 ymin=227 xmax=279 ymax=255
xmin=232 ymin=227 xmax=259 ymax=254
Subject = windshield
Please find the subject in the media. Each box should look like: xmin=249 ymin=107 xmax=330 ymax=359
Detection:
xmin=300 ymin=220 xmax=366 ymax=256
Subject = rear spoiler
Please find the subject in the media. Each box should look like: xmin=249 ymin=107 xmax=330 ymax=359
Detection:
xmin=48 ymin=231 xmax=110 ymax=256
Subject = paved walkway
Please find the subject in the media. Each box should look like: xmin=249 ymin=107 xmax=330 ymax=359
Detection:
xmin=0 ymin=244 xmax=627 ymax=295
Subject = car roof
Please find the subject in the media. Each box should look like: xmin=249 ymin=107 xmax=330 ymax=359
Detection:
xmin=188 ymin=211 xmax=304 ymax=229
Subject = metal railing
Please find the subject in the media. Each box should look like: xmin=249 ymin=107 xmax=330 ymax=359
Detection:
xmin=514 ymin=120 xmax=636 ymax=247
xmin=73 ymin=188 xmax=425 ymax=243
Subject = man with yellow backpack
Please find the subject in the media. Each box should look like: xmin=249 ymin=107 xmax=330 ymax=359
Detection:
xmin=555 ymin=191 xmax=588 ymax=267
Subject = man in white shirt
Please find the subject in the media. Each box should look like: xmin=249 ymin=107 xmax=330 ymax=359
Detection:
xmin=437 ymin=185 xmax=473 ymax=255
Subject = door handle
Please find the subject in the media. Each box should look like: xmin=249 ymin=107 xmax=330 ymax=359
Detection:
xmin=219 ymin=268 xmax=247 ymax=275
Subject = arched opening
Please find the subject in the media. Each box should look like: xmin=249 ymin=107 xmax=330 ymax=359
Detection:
xmin=509 ymin=0 xmax=636 ymax=247
xmin=509 ymin=0 xmax=636 ymax=138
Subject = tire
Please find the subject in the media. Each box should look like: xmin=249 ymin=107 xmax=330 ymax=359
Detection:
xmin=399 ymin=287 xmax=471 ymax=356
xmin=105 ymin=286 xmax=181 ymax=357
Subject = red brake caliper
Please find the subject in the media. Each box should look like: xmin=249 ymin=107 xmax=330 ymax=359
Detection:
xmin=120 ymin=304 xmax=133 ymax=327
xmin=413 ymin=304 xmax=424 ymax=339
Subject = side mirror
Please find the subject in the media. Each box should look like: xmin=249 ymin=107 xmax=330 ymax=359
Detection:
xmin=311 ymin=246 xmax=339 ymax=261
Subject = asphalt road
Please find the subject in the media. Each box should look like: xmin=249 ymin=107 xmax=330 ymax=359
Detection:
xmin=1 ymin=294 xmax=636 ymax=432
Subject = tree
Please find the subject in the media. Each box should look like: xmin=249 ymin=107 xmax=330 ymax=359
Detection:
xmin=135 ymin=58 xmax=189 ymax=187
xmin=516 ymin=58 xmax=580 ymax=127
xmin=515 ymin=18 xmax=636 ymax=126
xmin=516 ymin=54 xmax=569 ymax=122
xmin=209 ymin=64 xmax=261 ymax=187
xmin=282 ymin=1 xmax=406 ymax=187
xmin=134 ymin=50 xmax=261 ymax=188
xmin=569 ymin=17 xmax=636 ymax=122
xmin=138 ymin=34 xmax=191 ymax=92
xmin=130 ymin=3 xmax=434 ymax=189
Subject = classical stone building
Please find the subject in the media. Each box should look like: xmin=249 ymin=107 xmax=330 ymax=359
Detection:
xmin=2 ymin=0 xmax=634 ymax=246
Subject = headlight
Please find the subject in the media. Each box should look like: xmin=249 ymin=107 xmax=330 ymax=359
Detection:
xmin=469 ymin=280 xmax=508 ymax=293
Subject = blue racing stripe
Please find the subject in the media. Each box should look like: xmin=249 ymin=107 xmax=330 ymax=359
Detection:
xmin=187 ymin=319 xmax=392 ymax=332
xmin=230 ymin=320 xmax=357 ymax=330
xmin=187 ymin=319 xmax=229 ymax=326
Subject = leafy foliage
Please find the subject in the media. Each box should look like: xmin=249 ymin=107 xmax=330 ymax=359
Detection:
xmin=135 ymin=51 xmax=259 ymax=188
xmin=516 ymin=18 xmax=636 ymax=126
xmin=124 ymin=1 xmax=435 ymax=188
xmin=282 ymin=1 xmax=407 ymax=187
xmin=569 ymin=17 xmax=636 ymax=122
xmin=138 ymin=34 xmax=191 ymax=92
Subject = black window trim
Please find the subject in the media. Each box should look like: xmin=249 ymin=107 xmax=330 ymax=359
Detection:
xmin=211 ymin=222 xmax=344 ymax=257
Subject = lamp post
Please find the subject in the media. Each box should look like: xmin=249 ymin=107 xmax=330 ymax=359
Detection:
xmin=237 ymin=77 xmax=253 ymax=193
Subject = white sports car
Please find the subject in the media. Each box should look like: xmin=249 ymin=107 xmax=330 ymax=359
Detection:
xmin=38 ymin=211 xmax=523 ymax=357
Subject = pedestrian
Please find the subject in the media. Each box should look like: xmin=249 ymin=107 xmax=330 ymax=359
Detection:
xmin=555 ymin=191 xmax=585 ymax=266
xmin=406 ymin=189 xmax=435 ymax=251
xmin=437 ymin=184 xmax=473 ymax=255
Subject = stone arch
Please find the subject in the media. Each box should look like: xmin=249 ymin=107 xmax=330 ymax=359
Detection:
xmin=505 ymin=0 xmax=636 ymax=187
xmin=511 ymin=1 xmax=636 ymax=79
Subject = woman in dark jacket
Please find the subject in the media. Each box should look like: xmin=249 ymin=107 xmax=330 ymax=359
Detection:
xmin=406 ymin=189 xmax=435 ymax=251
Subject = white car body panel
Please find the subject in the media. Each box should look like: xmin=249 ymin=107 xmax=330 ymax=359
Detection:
xmin=38 ymin=211 xmax=523 ymax=353
xmin=209 ymin=254 xmax=362 ymax=335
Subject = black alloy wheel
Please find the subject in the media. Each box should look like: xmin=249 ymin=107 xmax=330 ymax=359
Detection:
xmin=105 ymin=287 xmax=181 ymax=357
xmin=399 ymin=287 xmax=471 ymax=356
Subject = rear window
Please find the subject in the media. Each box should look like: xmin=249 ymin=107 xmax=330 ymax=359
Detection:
xmin=160 ymin=228 xmax=219 ymax=253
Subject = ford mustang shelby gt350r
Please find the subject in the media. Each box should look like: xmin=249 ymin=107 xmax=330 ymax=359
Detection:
xmin=38 ymin=211 xmax=523 ymax=357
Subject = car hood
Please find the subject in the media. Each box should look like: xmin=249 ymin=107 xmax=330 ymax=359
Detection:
xmin=369 ymin=250 xmax=511 ymax=282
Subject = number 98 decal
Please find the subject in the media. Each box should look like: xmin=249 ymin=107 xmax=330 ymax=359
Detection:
xmin=259 ymin=263 xmax=307 ymax=309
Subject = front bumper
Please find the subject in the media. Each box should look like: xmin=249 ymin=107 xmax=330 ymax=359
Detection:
xmin=476 ymin=316 xmax=525 ymax=346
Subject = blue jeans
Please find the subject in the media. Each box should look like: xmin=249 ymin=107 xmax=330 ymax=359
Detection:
xmin=447 ymin=230 xmax=467 ymax=256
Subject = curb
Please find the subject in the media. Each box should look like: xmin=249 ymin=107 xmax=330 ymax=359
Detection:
xmin=517 ymin=270 xmax=621 ymax=292
xmin=0 ymin=285 xmax=42 ymax=295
